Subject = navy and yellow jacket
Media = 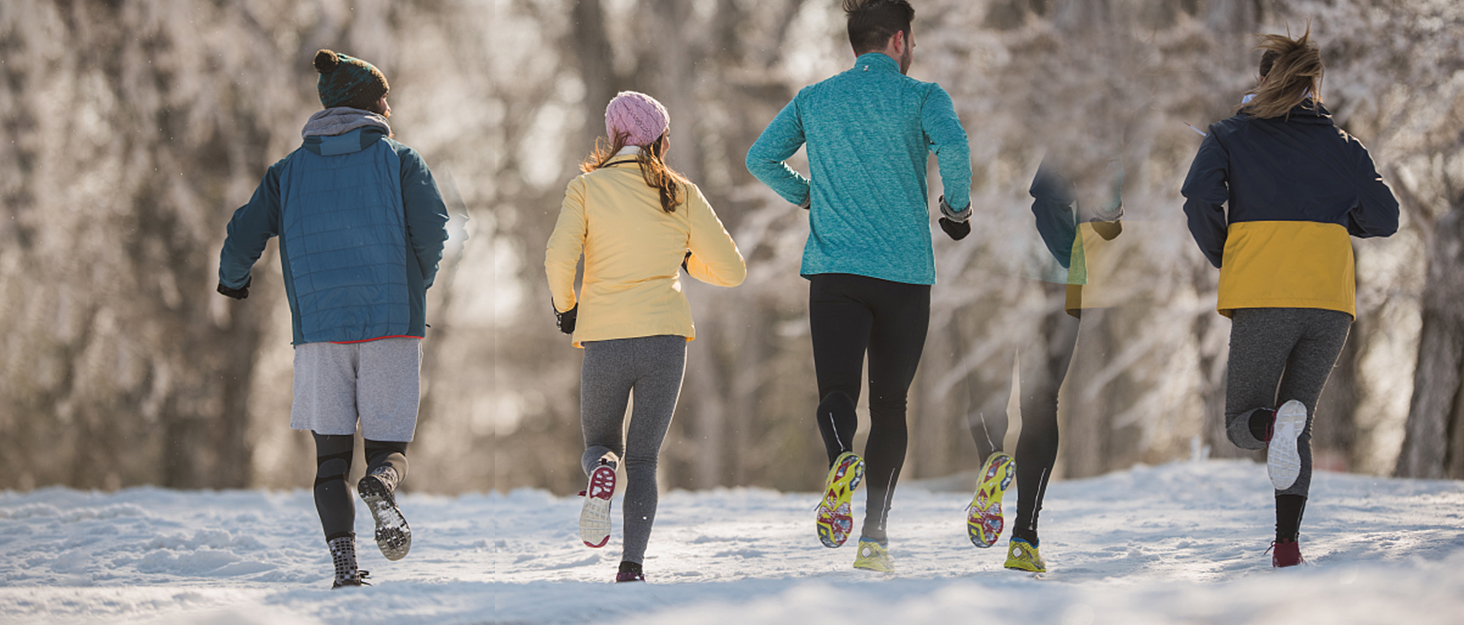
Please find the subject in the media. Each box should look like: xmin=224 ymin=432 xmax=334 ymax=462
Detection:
xmin=1181 ymin=101 xmax=1398 ymax=318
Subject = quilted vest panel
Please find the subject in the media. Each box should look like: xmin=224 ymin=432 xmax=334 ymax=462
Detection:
xmin=280 ymin=135 xmax=410 ymax=343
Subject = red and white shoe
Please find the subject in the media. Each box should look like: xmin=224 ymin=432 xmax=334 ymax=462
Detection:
xmin=1270 ymin=539 xmax=1304 ymax=568
xmin=579 ymin=461 xmax=616 ymax=548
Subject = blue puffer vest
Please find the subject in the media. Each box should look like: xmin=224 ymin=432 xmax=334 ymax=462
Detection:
xmin=280 ymin=130 xmax=411 ymax=343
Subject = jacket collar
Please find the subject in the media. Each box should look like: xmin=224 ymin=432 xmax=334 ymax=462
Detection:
xmin=301 ymin=127 xmax=387 ymax=156
xmin=1285 ymin=100 xmax=1332 ymax=124
xmin=853 ymin=52 xmax=900 ymax=74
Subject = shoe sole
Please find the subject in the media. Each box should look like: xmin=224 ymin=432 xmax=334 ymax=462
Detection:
xmin=1268 ymin=400 xmax=1307 ymax=491
xmin=579 ymin=465 xmax=616 ymax=548
xmin=1003 ymin=559 xmax=1046 ymax=573
xmin=357 ymin=476 xmax=411 ymax=562
xmin=816 ymin=453 xmax=864 ymax=548
xmin=968 ymin=453 xmax=1015 ymax=548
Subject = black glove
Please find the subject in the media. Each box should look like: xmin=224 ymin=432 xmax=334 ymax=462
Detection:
xmin=554 ymin=303 xmax=578 ymax=335
xmin=1090 ymin=217 xmax=1123 ymax=241
xmin=938 ymin=217 xmax=971 ymax=240
xmin=217 ymin=277 xmax=250 ymax=300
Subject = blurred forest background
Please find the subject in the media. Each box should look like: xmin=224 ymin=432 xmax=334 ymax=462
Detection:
xmin=1 ymin=0 xmax=1461 ymax=496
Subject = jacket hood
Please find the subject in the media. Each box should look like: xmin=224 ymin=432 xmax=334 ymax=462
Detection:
xmin=301 ymin=107 xmax=391 ymax=139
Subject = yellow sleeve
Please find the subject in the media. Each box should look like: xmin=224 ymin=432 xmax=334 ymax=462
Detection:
xmin=545 ymin=177 xmax=587 ymax=312
xmin=684 ymin=183 xmax=746 ymax=287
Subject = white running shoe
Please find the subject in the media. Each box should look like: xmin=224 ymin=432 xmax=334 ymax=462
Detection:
xmin=579 ymin=461 xmax=616 ymax=548
xmin=1268 ymin=400 xmax=1307 ymax=490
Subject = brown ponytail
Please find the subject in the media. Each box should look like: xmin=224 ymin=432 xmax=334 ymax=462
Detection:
xmin=1240 ymin=27 xmax=1324 ymax=120
xmin=580 ymin=132 xmax=689 ymax=213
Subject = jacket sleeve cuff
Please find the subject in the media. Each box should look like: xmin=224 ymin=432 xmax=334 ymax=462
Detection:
xmin=1093 ymin=203 xmax=1125 ymax=222
xmin=939 ymin=196 xmax=972 ymax=223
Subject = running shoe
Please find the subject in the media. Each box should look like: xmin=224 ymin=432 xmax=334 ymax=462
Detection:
xmin=852 ymin=538 xmax=894 ymax=573
xmin=579 ymin=460 xmax=616 ymax=548
xmin=816 ymin=451 xmax=865 ymax=548
xmin=1270 ymin=539 xmax=1305 ymax=568
xmin=967 ymin=451 xmax=1015 ymax=548
xmin=1004 ymin=537 xmax=1046 ymax=573
xmin=1268 ymin=400 xmax=1307 ymax=490
xmin=327 ymin=535 xmax=370 ymax=589
xmin=616 ymin=561 xmax=646 ymax=582
xmin=357 ymin=467 xmax=411 ymax=561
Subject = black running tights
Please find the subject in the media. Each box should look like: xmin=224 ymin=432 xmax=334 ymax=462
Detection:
xmin=312 ymin=433 xmax=410 ymax=542
xmin=809 ymin=273 xmax=930 ymax=544
xmin=966 ymin=283 xmax=1079 ymax=545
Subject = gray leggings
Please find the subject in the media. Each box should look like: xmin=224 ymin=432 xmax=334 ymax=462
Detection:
xmin=1225 ymin=308 xmax=1352 ymax=497
xmin=580 ymin=335 xmax=687 ymax=565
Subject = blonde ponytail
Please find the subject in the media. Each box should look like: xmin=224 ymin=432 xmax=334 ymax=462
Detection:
xmin=1240 ymin=27 xmax=1324 ymax=120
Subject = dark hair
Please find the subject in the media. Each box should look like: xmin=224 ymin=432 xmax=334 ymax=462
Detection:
xmin=1240 ymin=27 xmax=1323 ymax=120
xmin=843 ymin=0 xmax=914 ymax=55
xmin=581 ymin=131 xmax=688 ymax=214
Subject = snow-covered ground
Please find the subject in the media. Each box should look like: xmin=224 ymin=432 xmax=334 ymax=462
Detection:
xmin=2 ymin=460 xmax=1462 ymax=624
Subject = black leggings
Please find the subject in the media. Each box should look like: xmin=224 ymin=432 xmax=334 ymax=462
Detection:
xmin=966 ymin=282 xmax=1079 ymax=545
xmin=313 ymin=433 xmax=410 ymax=542
xmin=809 ymin=273 xmax=930 ymax=543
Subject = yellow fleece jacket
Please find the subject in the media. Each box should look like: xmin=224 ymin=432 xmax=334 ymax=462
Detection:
xmin=545 ymin=161 xmax=746 ymax=347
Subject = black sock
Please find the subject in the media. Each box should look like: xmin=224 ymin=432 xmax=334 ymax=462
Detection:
xmin=1249 ymin=408 xmax=1275 ymax=443
xmin=618 ymin=561 xmax=643 ymax=575
xmin=1276 ymin=494 xmax=1306 ymax=542
xmin=1011 ymin=528 xmax=1039 ymax=546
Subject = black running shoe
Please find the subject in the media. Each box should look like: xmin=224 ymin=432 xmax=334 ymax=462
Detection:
xmin=358 ymin=467 xmax=412 ymax=561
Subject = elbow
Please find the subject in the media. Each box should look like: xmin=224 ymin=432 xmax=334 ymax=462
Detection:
xmin=744 ymin=151 xmax=761 ymax=176
xmin=727 ymin=263 xmax=748 ymax=287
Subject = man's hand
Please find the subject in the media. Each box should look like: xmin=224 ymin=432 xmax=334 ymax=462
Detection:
xmin=937 ymin=195 xmax=972 ymax=240
xmin=938 ymin=217 xmax=971 ymax=240
xmin=1090 ymin=217 xmax=1123 ymax=241
xmin=217 ymin=277 xmax=250 ymax=300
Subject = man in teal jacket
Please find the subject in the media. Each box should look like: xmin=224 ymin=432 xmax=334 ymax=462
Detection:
xmin=746 ymin=0 xmax=972 ymax=572
xmin=217 ymin=49 xmax=449 ymax=589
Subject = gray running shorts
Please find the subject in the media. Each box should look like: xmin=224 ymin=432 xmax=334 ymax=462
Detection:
xmin=290 ymin=337 xmax=422 ymax=442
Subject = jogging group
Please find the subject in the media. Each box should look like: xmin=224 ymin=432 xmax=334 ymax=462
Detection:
xmin=217 ymin=0 xmax=1400 ymax=588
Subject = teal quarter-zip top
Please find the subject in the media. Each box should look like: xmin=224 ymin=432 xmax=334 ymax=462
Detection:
xmin=746 ymin=52 xmax=972 ymax=285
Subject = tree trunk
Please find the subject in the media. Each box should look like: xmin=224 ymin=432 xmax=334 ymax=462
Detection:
xmin=571 ymin=0 xmax=621 ymax=148
xmin=1396 ymin=207 xmax=1464 ymax=479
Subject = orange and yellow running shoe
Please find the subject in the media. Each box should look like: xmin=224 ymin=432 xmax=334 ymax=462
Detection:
xmin=1004 ymin=537 xmax=1046 ymax=573
xmin=816 ymin=451 xmax=865 ymax=548
xmin=967 ymin=451 xmax=1015 ymax=548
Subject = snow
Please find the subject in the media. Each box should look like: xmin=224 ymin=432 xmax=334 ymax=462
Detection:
xmin=3 ymin=461 xmax=1462 ymax=624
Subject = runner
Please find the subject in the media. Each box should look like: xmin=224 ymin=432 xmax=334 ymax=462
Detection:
xmin=1181 ymin=29 xmax=1398 ymax=567
xmin=546 ymin=91 xmax=746 ymax=582
xmin=965 ymin=154 xmax=1124 ymax=574
xmin=745 ymin=0 xmax=972 ymax=572
xmin=217 ymin=49 xmax=450 ymax=588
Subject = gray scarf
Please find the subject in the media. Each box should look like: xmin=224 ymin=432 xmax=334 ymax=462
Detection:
xmin=301 ymin=107 xmax=392 ymax=139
